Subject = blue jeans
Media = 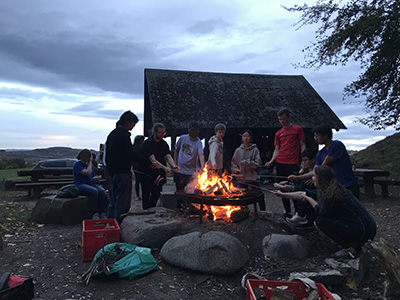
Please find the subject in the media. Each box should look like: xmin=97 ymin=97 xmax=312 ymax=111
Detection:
xmin=107 ymin=173 xmax=132 ymax=224
xmin=77 ymin=183 xmax=108 ymax=215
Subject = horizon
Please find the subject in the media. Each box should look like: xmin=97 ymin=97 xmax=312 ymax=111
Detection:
xmin=0 ymin=1 xmax=397 ymax=151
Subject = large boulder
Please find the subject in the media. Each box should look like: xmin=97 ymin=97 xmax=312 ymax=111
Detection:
xmin=160 ymin=231 xmax=249 ymax=275
xmin=120 ymin=207 xmax=181 ymax=249
xmin=262 ymin=233 xmax=309 ymax=261
xmin=30 ymin=195 xmax=91 ymax=225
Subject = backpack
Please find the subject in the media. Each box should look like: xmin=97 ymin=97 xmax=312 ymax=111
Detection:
xmin=56 ymin=184 xmax=79 ymax=198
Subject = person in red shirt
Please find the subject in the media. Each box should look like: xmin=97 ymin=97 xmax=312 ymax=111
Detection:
xmin=265 ymin=108 xmax=306 ymax=218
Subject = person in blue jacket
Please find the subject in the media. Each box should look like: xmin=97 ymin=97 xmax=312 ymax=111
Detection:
xmin=73 ymin=148 xmax=108 ymax=220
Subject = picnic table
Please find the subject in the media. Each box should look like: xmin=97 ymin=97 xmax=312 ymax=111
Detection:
xmin=354 ymin=168 xmax=391 ymax=198
xmin=15 ymin=168 xmax=105 ymax=199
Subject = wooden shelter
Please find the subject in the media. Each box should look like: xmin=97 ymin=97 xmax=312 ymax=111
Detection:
xmin=143 ymin=68 xmax=346 ymax=164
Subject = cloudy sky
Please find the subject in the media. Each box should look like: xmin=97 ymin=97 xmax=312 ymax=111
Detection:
xmin=0 ymin=0 xmax=396 ymax=151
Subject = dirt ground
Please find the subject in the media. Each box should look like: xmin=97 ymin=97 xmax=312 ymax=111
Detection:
xmin=1 ymin=184 xmax=400 ymax=300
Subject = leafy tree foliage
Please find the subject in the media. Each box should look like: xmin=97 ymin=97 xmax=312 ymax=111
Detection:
xmin=284 ymin=0 xmax=400 ymax=130
xmin=0 ymin=157 xmax=26 ymax=170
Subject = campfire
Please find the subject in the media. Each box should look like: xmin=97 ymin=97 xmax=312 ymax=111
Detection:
xmin=184 ymin=167 xmax=246 ymax=222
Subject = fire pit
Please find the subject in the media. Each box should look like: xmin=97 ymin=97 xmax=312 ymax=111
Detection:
xmin=175 ymin=189 xmax=264 ymax=223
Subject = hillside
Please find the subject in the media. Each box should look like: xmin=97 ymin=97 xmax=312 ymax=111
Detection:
xmin=0 ymin=147 xmax=98 ymax=164
xmin=351 ymin=132 xmax=400 ymax=179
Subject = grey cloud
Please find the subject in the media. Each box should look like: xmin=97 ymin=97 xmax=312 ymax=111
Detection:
xmin=188 ymin=19 xmax=232 ymax=35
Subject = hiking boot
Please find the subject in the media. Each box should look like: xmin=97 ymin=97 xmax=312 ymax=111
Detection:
xmin=92 ymin=213 xmax=100 ymax=220
xmin=286 ymin=213 xmax=308 ymax=226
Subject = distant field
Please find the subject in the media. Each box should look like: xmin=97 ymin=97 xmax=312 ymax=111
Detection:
xmin=0 ymin=168 xmax=30 ymax=180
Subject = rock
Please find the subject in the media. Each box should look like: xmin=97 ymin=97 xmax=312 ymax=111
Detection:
xmin=120 ymin=207 xmax=181 ymax=249
xmin=324 ymin=255 xmax=368 ymax=286
xmin=30 ymin=195 xmax=91 ymax=225
xmin=160 ymin=231 xmax=249 ymax=275
xmin=262 ymin=233 xmax=308 ymax=261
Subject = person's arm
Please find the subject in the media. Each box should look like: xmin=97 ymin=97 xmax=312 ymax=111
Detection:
xmin=322 ymin=156 xmax=337 ymax=166
xmin=300 ymin=194 xmax=318 ymax=208
xmin=248 ymin=149 xmax=262 ymax=169
xmin=272 ymin=190 xmax=305 ymax=200
xmin=300 ymin=140 xmax=306 ymax=153
xmin=80 ymin=157 xmax=93 ymax=177
xmin=174 ymin=147 xmax=179 ymax=166
xmin=208 ymin=142 xmax=219 ymax=169
xmin=166 ymin=154 xmax=180 ymax=172
xmin=265 ymin=145 xmax=279 ymax=168
xmin=149 ymin=154 xmax=170 ymax=173
xmin=288 ymin=171 xmax=313 ymax=182
xmin=198 ymin=153 xmax=205 ymax=170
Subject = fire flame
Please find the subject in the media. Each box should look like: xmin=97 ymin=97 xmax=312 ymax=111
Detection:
xmin=193 ymin=166 xmax=244 ymax=221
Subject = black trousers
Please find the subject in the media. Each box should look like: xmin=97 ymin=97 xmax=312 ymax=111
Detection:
xmin=139 ymin=172 xmax=165 ymax=209
xmin=275 ymin=163 xmax=299 ymax=214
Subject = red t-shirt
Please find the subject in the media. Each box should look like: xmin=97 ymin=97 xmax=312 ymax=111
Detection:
xmin=274 ymin=124 xmax=305 ymax=164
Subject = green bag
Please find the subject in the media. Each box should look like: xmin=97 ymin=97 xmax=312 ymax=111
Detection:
xmin=90 ymin=243 xmax=157 ymax=279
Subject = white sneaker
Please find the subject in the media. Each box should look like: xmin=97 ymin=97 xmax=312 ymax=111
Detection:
xmin=286 ymin=213 xmax=308 ymax=225
xmin=92 ymin=213 xmax=100 ymax=220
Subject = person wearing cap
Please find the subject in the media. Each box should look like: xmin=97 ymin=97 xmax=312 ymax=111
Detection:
xmin=174 ymin=122 xmax=205 ymax=207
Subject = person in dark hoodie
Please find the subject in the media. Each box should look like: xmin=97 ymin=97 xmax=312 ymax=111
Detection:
xmin=105 ymin=111 xmax=155 ymax=224
xmin=231 ymin=130 xmax=265 ymax=210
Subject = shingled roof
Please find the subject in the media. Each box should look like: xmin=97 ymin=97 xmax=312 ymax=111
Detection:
xmin=144 ymin=68 xmax=345 ymax=136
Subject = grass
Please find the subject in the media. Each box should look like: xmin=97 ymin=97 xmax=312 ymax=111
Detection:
xmin=0 ymin=168 xmax=30 ymax=180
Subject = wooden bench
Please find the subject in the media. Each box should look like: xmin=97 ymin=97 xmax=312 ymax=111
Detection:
xmin=15 ymin=180 xmax=74 ymax=199
xmin=15 ymin=168 xmax=106 ymax=199
xmin=373 ymin=179 xmax=400 ymax=198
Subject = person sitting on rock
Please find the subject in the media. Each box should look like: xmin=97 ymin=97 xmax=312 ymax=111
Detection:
xmin=73 ymin=149 xmax=108 ymax=220
xmin=272 ymin=165 xmax=376 ymax=254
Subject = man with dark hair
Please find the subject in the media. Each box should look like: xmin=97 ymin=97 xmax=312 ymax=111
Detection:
xmin=313 ymin=124 xmax=359 ymax=198
xmin=139 ymin=123 xmax=179 ymax=209
xmin=105 ymin=111 xmax=154 ymax=224
xmin=174 ymin=122 xmax=205 ymax=190
xmin=265 ymin=108 xmax=306 ymax=218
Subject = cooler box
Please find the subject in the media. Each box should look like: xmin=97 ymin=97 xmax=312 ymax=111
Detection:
xmin=82 ymin=219 xmax=120 ymax=261
xmin=246 ymin=279 xmax=335 ymax=300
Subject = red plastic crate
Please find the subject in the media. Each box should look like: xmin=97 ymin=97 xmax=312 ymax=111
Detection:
xmin=246 ymin=279 xmax=336 ymax=300
xmin=82 ymin=219 xmax=120 ymax=261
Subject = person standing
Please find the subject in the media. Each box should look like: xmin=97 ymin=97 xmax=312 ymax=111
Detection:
xmin=265 ymin=108 xmax=306 ymax=218
xmin=105 ymin=111 xmax=153 ymax=224
xmin=73 ymin=149 xmax=108 ymax=220
xmin=132 ymin=135 xmax=145 ymax=200
xmin=231 ymin=130 xmax=265 ymax=210
xmin=206 ymin=123 xmax=226 ymax=174
xmin=174 ymin=122 xmax=205 ymax=202
xmin=139 ymin=123 xmax=179 ymax=209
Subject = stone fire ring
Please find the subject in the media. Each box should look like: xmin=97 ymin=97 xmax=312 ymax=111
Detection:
xmin=175 ymin=190 xmax=263 ymax=223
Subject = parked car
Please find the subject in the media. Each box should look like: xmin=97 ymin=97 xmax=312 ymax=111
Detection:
xmin=32 ymin=158 xmax=77 ymax=171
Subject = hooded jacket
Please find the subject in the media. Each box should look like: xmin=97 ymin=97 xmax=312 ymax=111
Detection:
xmin=207 ymin=135 xmax=223 ymax=170
xmin=231 ymin=143 xmax=261 ymax=182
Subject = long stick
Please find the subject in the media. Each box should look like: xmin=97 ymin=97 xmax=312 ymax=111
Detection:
xmin=237 ymin=180 xmax=279 ymax=192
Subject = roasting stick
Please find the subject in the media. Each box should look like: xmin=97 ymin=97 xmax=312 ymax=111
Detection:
xmin=236 ymin=180 xmax=279 ymax=193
